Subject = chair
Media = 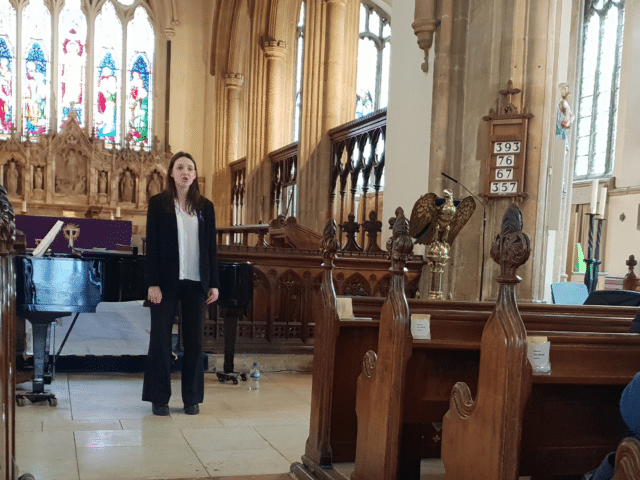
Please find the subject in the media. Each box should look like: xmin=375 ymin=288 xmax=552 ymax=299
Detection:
xmin=550 ymin=282 xmax=589 ymax=305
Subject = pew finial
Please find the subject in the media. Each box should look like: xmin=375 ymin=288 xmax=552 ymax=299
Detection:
xmin=322 ymin=218 xmax=339 ymax=266
xmin=490 ymin=204 xmax=531 ymax=283
xmin=0 ymin=184 xmax=16 ymax=256
xmin=386 ymin=207 xmax=413 ymax=270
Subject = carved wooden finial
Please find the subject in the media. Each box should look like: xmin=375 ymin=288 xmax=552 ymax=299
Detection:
xmin=0 ymin=184 xmax=16 ymax=256
xmin=623 ymin=255 xmax=638 ymax=291
xmin=362 ymin=210 xmax=383 ymax=253
xmin=386 ymin=207 xmax=413 ymax=270
xmin=490 ymin=204 xmax=531 ymax=282
xmin=322 ymin=218 xmax=339 ymax=266
xmin=339 ymin=212 xmax=363 ymax=252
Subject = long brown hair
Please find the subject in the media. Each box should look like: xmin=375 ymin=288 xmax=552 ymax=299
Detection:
xmin=162 ymin=151 xmax=203 ymax=214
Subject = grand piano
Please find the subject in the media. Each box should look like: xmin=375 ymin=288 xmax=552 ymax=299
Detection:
xmin=15 ymin=250 xmax=253 ymax=406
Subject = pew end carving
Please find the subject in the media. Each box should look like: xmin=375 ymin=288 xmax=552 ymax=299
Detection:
xmin=442 ymin=204 xmax=532 ymax=480
xmin=351 ymin=207 xmax=414 ymax=480
xmin=299 ymin=219 xmax=340 ymax=472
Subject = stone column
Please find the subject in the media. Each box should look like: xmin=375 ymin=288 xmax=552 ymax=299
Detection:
xmin=322 ymin=0 xmax=347 ymax=132
xmin=224 ymin=73 xmax=244 ymax=163
xmin=428 ymin=0 xmax=453 ymax=195
xmin=261 ymin=40 xmax=287 ymax=153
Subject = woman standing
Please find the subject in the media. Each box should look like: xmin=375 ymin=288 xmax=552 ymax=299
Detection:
xmin=142 ymin=152 xmax=219 ymax=416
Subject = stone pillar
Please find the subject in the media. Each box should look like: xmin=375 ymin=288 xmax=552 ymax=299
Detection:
xmin=261 ymin=40 xmax=287 ymax=153
xmin=322 ymin=0 xmax=347 ymax=132
xmin=428 ymin=0 xmax=453 ymax=195
xmin=224 ymin=73 xmax=244 ymax=163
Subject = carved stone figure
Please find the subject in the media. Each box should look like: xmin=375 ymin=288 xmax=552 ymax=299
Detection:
xmin=55 ymin=150 xmax=87 ymax=194
xmin=73 ymin=175 xmax=86 ymax=194
xmin=34 ymin=166 xmax=43 ymax=190
xmin=5 ymin=161 xmax=18 ymax=195
xmin=98 ymin=171 xmax=108 ymax=194
xmin=148 ymin=171 xmax=162 ymax=197
xmin=120 ymin=170 xmax=134 ymax=203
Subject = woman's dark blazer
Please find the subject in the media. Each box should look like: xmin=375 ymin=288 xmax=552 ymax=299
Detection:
xmin=145 ymin=192 xmax=220 ymax=296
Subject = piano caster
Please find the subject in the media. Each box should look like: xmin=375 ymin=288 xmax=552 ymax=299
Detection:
xmin=216 ymin=372 xmax=247 ymax=385
xmin=16 ymin=393 xmax=57 ymax=407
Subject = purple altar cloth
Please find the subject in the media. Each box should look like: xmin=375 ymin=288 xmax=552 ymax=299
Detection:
xmin=16 ymin=215 xmax=132 ymax=254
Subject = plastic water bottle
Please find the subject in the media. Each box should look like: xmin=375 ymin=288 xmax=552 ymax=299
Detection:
xmin=249 ymin=362 xmax=260 ymax=390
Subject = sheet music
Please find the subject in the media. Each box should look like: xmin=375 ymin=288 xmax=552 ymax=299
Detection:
xmin=32 ymin=220 xmax=64 ymax=257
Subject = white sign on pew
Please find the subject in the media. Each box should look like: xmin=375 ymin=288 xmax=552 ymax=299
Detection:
xmin=527 ymin=336 xmax=551 ymax=374
xmin=337 ymin=297 xmax=355 ymax=320
xmin=411 ymin=314 xmax=431 ymax=340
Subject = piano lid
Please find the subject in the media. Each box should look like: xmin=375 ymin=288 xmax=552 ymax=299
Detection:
xmin=15 ymin=255 xmax=104 ymax=316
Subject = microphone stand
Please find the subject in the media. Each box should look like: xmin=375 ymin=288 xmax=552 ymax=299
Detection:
xmin=441 ymin=173 xmax=487 ymax=301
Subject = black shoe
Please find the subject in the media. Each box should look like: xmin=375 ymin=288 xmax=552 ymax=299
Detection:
xmin=152 ymin=404 xmax=170 ymax=416
xmin=184 ymin=404 xmax=199 ymax=415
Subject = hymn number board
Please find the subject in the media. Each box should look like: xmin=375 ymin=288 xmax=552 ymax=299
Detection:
xmin=485 ymin=116 xmax=530 ymax=199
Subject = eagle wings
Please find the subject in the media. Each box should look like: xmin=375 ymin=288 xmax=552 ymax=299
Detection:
xmin=409 ymin=190 xmax=476 ymax=245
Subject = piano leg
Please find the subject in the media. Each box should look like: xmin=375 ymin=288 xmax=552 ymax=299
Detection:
xmin=31 ymin=323 xmax=49 ymax=393
xmin=223 ymin=308 xmax=240 ymax=374
xmin=16 ymin=313 xmax=70 ymax=407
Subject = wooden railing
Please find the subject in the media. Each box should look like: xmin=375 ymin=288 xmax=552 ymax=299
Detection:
xmin=217 ymin=224 xmax=269 ymax=247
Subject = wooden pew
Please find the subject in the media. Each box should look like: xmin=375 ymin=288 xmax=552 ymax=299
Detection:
xmin=0 ymin=188 xmax=33 ymax=480
xmin=441 ymin=205 xmax=640 ymax=479
xmin=291 ymin=212 xmax=639 ymax=480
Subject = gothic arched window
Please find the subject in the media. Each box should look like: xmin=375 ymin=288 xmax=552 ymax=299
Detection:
xmin=58 ymin=0 xmax=87 ymax=129
xmin=574 ymin=0 xmax=625 ymax=180
xmin=0 ymin=0 xmax=16 ymax=135
xmin=125 ymin=6 xmax=154 ymax=147
xmin=355 ymin=2 xmax=390 ymax=119
xmin=292 ymin=1 xmax=305 ymax=142
xmin=94 ymin=1 xmax=122 ymax=143
xmin=23 ymin=0 xmax=51 ymax=136
xmin=0 ymin=0 xmax=156 ymax=149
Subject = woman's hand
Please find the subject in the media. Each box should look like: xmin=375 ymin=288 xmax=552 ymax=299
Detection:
xmin=148 ymin=286 xmax=162 ymax=304
xmin=206 ymin=288 xmax=219 ymax=305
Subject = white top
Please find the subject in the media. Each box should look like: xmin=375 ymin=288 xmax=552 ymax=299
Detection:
xmin=175 ymin=201 xmax=200 ymax=281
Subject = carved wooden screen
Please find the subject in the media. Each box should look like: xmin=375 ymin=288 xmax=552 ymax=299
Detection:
xmin=329 ymin=108 xmax=386 ymax=247
xmin=269 ymin=142 xmax=298 ymax=221
xmin=229 ymin=157 xmax=246 ymax=245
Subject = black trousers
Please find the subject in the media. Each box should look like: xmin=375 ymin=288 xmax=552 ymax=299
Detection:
xmin=142 ymin=279 xmax=205 ymax=406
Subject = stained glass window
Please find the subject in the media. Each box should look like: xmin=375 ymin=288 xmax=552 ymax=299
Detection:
xmin=126 ymin=7 xmax=154 ymax=148
xmin=355 ymin=2 xmax=391 ymax=119
xmin=0 ymin=0 xmax=156 ymax=147
xmin=22 ymin=0 xmax=51 ymax=136
xmin=94 ymin=1 xmax=122 ymax=143
xmin=292 ymin=2 xmax=305 ymax=142
xmin=58 ymin=0 xmax=87 ymax=129
xmin=574 ymin=0 xmax=625 ymax=179
xmin=0 ymin=0 xmax=16 ymax=137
